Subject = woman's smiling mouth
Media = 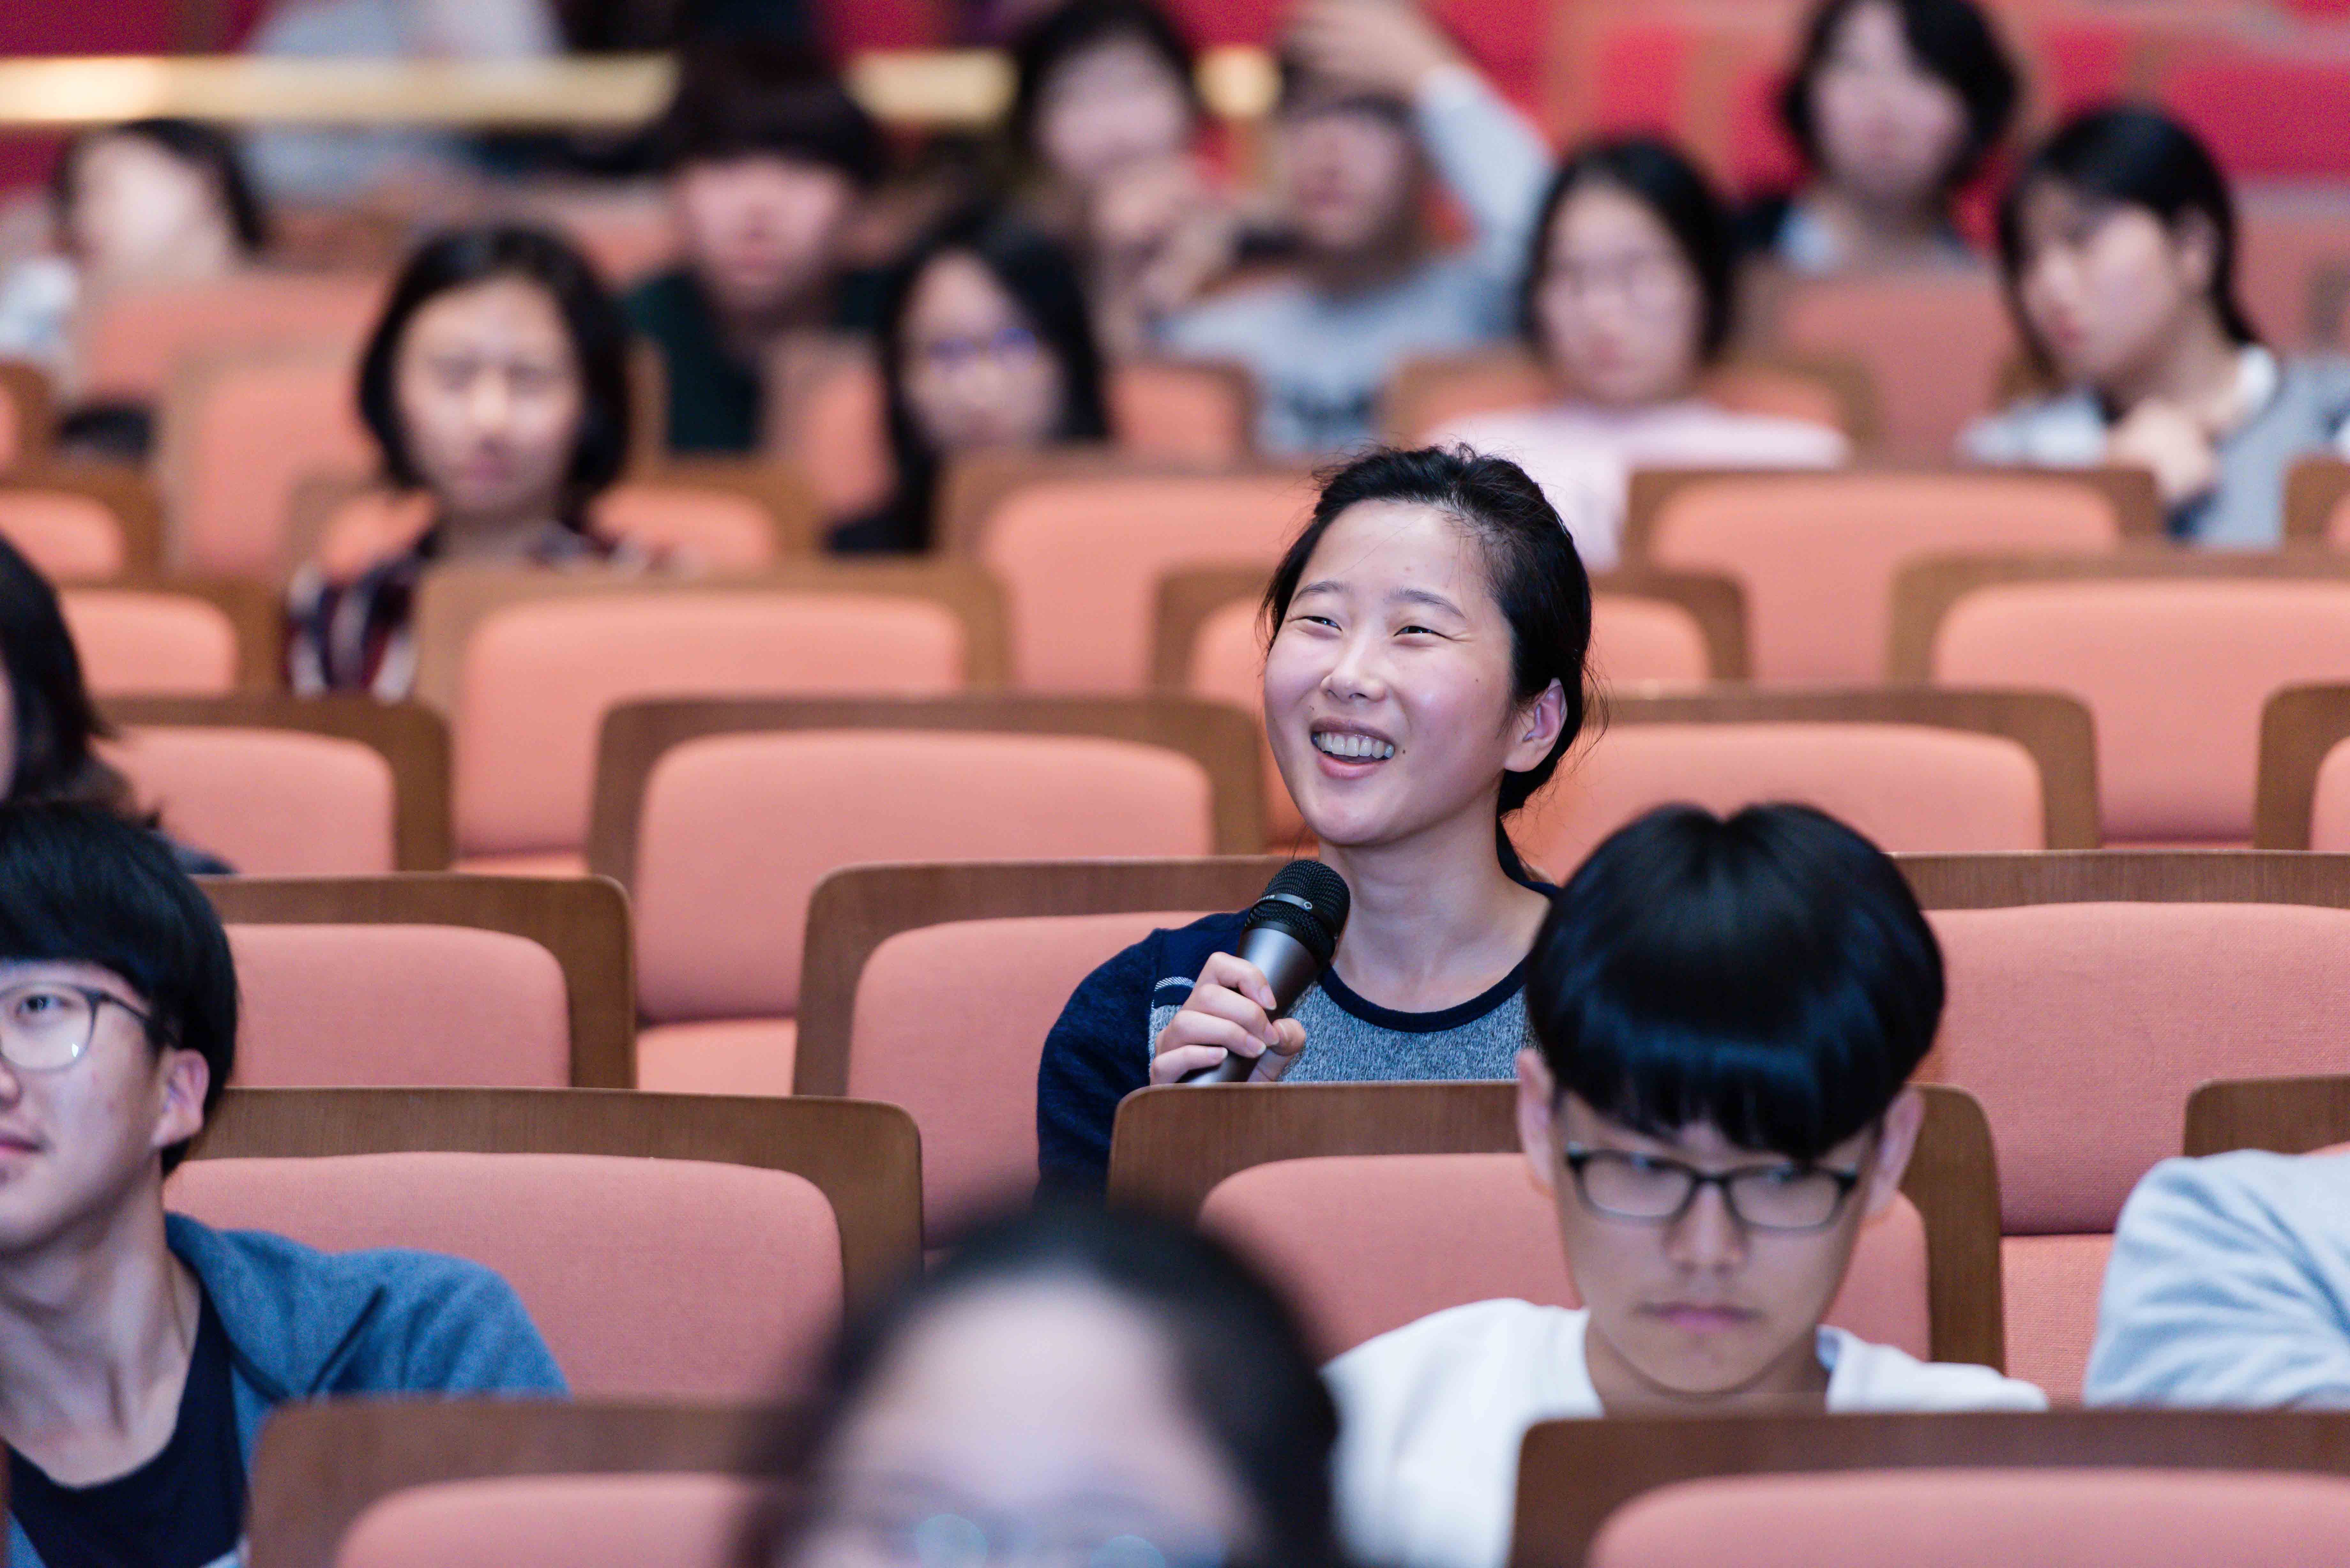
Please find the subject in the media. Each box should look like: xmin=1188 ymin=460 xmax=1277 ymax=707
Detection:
xmin=1312 ymin=730 xmax=1397 ymax=761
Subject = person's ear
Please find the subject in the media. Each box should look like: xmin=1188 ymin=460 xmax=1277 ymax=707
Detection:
xmin=1859 ymin=1086 xmax=1926 ymax=1219
xmin=1506 ymin=678 xmax=1568 ymax=773
xmin=149 ymin=1048 xmax=210 ymax=1158
xmin=1516 ymin=1046 xmax=1560 ymax=1194
xmin=2171 ymin=208 xmax=2220 ymax=300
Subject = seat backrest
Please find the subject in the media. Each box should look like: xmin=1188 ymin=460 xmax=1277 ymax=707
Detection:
xmin=2186 ymin=1074 xmax=2350 ymax=1158
xmin=625 ymin=727 xmax=1222 ymax=1021
xmin=1588 ymin=1468 xmax=2350 ymax=1568
xmin=586 ymin=482 xmax=781 ymax=570
xmin=160 ymin=345 xmax=376 ymax=577
xmin=1925 ymin=573 xmax=2350 ymax=841
xmin=1202 ymin=1152 xmax=1931 ymax=1360
xmin=169 ymin=1150 xmax=840 ymax=1400
xmin=0 ymin=485 xmax=129 ymax=581
xmin=83 ymin=272 xmax=384 ymax=399
xmin=971 ymin=470 xmax=1315 ymax=690
xmin=110 ymin=726 xmax=398 ymax=874
xmin=1635 ymin=471 xmax=2127 ymax=682
xmin=1108 ymin=360 xmax=1253 ymax=462
xmin=444 ymin=586 xmax=980 ymax=857
xmin=62 ymin=589 xmax=239 ymax=695
xmin=1386 ymin=349 xmax=1556 ymax=441
xmin=0 ymin=361 xmax=52 ymax=470
xmin=1768 ymin=273 xmax=2015 ymax=457
xmin=334 ymin=1474 xmax=760 ymax=1568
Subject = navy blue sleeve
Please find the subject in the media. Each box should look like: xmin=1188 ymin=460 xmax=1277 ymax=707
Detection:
xmin=1036 ymin=933 xmax=1162 ymax=1195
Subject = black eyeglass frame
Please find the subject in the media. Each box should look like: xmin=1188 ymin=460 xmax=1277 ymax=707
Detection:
xmin=0 ymin=980 xmax=164 ymax=1073
xmin=1560 ymin=1144 xmax=1868 ymax=1233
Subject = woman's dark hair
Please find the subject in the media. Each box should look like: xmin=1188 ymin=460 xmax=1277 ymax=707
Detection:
xmin=356 ymin=225 xmax=633 ymax=523
xmin=766 ymin=1202 xmax=1342 ymax=1568
xmin=52 ymin=117 xmax=269 ymax=255
xmin=853 ymin=208 xmax=1109 ymax=551
xmin=0 ymin=801 xmax=238 ymax=1173
xmin=1781 ymin=0 xmax=2019 ymax=197
xmin=1262 ymin=446 xmax=1593 ymax=874
xmin=1528 ymin=803 xmax=1944 ymax=1162
xmin=1010 ymin=0 xmax=1201 ymax=162
xmin=655 ymin=39 xmax=886 ymax=189
xmin=1996 ymin=105 xmax=2257 ymax=360
xmin=1521 ymin=137 xmax=1739 ymax=364
xmin=0 ymin=534 xmax=133 ymax=816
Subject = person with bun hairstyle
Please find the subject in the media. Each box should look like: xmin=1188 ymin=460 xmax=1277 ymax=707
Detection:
xmin=1328 ymin=804 xmax=2044 ymax=1568
xmin=1964 ymin=106 xmax=2350 ymax=544
xmin=1036 ymin=445 xmax=1592 ymax=1190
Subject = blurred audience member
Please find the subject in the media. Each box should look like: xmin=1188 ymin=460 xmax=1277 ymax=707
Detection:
xmin=1009 ymin=0 xmax=1235 ymax=358
xmin=768 ymin=1202 xmax=1344 ymax=1568
xmin=243 ymin=0 xmax=562 ymax=201
xmin=1747 ymin=0 xmax=2017 ymax=275
xmin=0 ymin=802 xmax=562 ymax=1568
xmin=0 ymin=537 xmax=228 ymax=874
xmin=2088 ymin=1149 xmax=2350 ymax=1408
xmin=1157 ymin=0 xmax=1551 ymax=455
xmin=1965 ymin=107 xmax=2350 ymax=544
xmin=831 ymin=209 xmax=1108 ymax=552
xmin=289 ymin=226 xmax=639 ymax=697
xmin=1434 ymin=139 xmax=1847 ymax=569
xmin=0 ymin=120 xmax=266 ymax=457
xmin=629 ymin=42 xmax=889 ymax=455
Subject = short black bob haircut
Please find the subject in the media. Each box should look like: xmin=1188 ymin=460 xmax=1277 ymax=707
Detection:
xmin=1261 ymin=446 xmax=1592 ymax=875
xmin=1522 ymin=137 xmax=1740 ymax=365
xmin=1011 ymin=0 xmax=1201 ymax=161
xmin=356 ymin=225 xmax=633 ymax=524
xmin=1527 ymin=803 xmax=1943 ymax=1163
xmin=653 ymin=39 xmax=886 ymax=189
xmin=51 ymin=117 xmax=269 ymax=256
xmin=0 ymin=533 xmax=136 ymax=816
xmin=0 ymin=802 xmax=237 ymax=1174
xmin=1996 ymin=105 xmax=2258 ymax=365
xmin=754 ymin=1200 xmax=1343 ymax=1568
xmin=1781 ymin=0 xmax=2019 ymax=198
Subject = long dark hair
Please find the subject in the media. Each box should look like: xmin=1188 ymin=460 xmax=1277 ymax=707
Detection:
xmin=759 ymin=1202 xmax=1343 ymax=1568
xmin=1262 ymin=446 xmax=1594 ymax=878
xmin=1522 ymin=136 xmax=1738 ymax=364
xmin=356 ymin=224 xmax=634 ymax=525
xmin=1997 ymin=106 xmax=2258 ymax=370
xmin=861 ymin=209 xmax=1110 ymax=550
xmin=0 ymin=535 xmax=133 ymax=815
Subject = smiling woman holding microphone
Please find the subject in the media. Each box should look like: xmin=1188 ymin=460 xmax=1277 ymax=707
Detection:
xmin=1036 ymin=446 xmax=1596 ymax=1191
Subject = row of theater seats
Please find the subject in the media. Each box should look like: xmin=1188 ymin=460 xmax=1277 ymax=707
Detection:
xmin=186 ymin=850 xmax=2350 ymax=1405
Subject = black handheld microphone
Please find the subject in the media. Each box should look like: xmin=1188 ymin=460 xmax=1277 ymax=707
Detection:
xmin=1180 ymin=859 xmax=1352 ymax=1084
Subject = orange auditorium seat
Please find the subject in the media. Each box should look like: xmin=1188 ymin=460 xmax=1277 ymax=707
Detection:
xmin=1767 ymin=274 xmax=2016 ymax=459
xmin=78 ymin=271 xmax=385 ymax=404
xmin=0 ymin=361 xmax=54 ymax=470
xmin=0 ymin=470 xmax=163 ymax=582
xmin=1108 ymin=359 xmax=1255 ymax=463
xmin=333 ymin=1475 xmax=757 ymax=1568
xmin=161 ymin=346 xmax=375 ymax=578
xmin=60 ymin=589 xmax=240 ymax=696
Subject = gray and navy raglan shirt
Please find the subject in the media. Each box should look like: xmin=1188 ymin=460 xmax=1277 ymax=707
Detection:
xmin=1036 ymin=901 xmax=1545 ymax=1193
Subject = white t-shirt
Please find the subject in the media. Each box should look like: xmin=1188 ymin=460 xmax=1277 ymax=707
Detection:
xmin=1325 ymin=1299 xmax=2047 ymax=1568
xmin=1432 ymin=399 xmax=1849 ymax=570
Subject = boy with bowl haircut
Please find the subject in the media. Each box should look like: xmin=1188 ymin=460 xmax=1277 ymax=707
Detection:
xmin=1326 ymin=804 xmax=2043 ymax=1568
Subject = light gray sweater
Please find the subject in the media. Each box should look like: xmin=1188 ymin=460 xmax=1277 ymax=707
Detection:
xmin=2085 ymin=1150 xmax=2350 ymax=1407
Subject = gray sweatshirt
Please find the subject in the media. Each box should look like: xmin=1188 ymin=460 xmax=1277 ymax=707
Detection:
xmin=7 ymin=1213 xmax=567 ymax=1568
xmin=1156 ymin=66 xmax=1553 ymax=456
xmin=2085 ymin=1150 xmax=2350 ymax=1407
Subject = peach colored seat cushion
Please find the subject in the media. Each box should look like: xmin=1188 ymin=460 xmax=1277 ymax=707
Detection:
xmin=2003 ymin=1233 xmax=2113 ymax=1407
xmin=849 ymin=912 xmax=1202 ymax=1230
xmin=1518 ymin=723 xmax=2044 ymax=878
xmin=1202 ymin=1153 xmax=1930 ymax=1360
xmin=1932 ymin=580 xmax=2350 ymax=841
xmin=106 ymin=727 xmax=397 ymax=875
xmin=591 ymin=484 xmax=777 ymax=571
xmin=1 ymin=490 xmax=127 ymax=581
xmin=1109 ymin=362 xmax=1251 ymax=462
xmin=170 ymin=351 xmax=375 ymax=577
xmin=455 ymin=593 xmax=968 ymax=857
xmin=635 ymin=1018 xmax=801 ymax=1096
xmin=169 ymin=1151 xmax=840 ymax=1399
xmin=632 ymin=732 xmax=1215 ymax=1022
xmin=1648 ymin=473 xmax=2117 ymax=681
xmin=454 ymin=850 xmax=591 ymax=878
xmin=982 ymin=475 xmax=1312 ymax=691
xmin=60 ymin=591 xmax=238 ymax=696
xmin=227 ymin=924 xmax=571 ymax=1087
xmin=1589 ymin=1469 xmax=2350 ymax=1568
xmin=1773 ymin=271 xmax=2015 ymax=458
xmin=2310 ymin=739 xmax=2350 ymax=849
xmin=1587 ymin=594 xmax=1713 ymax=687
xmin=336 ymin=1474 xmax=760 ymax=1568
xmin=1926 ymin=904 xmax=2350 ymax=1235
xmin=84 ymin=274 xmax=383 ymax=401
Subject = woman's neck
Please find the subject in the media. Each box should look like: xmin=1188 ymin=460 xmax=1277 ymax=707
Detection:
xmin=1798 ymin=186 xmax=1953 ymax=269
xmin=1317 ymin=798 xmax=1550 ymax=1014
xmin=438 ymin=505 xmax=566 ymax=562
xmin=2108 ymin=306 xmax=2244 ymax=423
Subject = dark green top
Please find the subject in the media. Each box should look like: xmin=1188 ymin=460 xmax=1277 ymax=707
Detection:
xmin=624 ymin=266 xmax=887 ymax=455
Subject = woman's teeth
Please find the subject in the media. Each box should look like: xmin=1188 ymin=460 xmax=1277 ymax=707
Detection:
xmin=1314 ymin=732 xmax=1396 ymax=760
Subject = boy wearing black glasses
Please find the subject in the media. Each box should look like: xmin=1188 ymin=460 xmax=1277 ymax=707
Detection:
xmin=1326 ymin=804 xmax=2043 ymax=1568
xmin=0 ymin=803 xmax=562 ymax=1568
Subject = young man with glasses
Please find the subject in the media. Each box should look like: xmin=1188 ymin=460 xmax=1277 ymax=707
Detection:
xmin=0 ymin=803 xmax=562 ymax=1568
xmin=1326 ymin=804 xmax=2043 ymax=1568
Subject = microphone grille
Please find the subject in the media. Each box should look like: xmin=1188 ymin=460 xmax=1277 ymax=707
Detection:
xmin=1258 ymin=859 xmax=1351 ymax=950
